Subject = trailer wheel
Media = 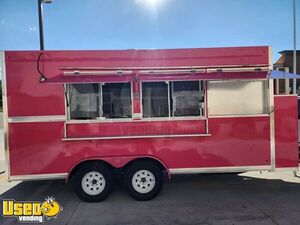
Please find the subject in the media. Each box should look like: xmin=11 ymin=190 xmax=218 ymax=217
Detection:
xmin=73 ymin=163 xmax=113 ymax=202
xmin=124 ymin=161 xmax=163 ymax=201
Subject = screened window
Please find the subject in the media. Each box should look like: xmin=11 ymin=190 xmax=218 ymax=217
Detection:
xmin=142 ymin=81 xmax=204 ymax=118
xmin=142 ymin=82 xmax=169 ymax=117
xmin=102 ymin=83 xmax=132 ymax=118
xmin=69 ymin=84 xmax=100 ymax=120
xmin=172 ymin=81 xmax=202 ymax=116
xmin=68 ymin=83 xmax=132 ymax=120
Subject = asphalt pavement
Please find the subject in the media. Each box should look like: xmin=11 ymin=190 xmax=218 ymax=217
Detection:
xmin=1 ymin=172 xmax=300 ymax=225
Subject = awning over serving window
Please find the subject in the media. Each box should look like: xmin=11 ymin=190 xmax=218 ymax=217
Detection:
xmin=42 ymin=74 xmax=135 ymax=84
xmin=139 ymin=71 xmax=269 ymax=81
xmin=42 ymin=70 xmax=300 ymax=84
xmin=269 ymin=70 xmax=300 ymax=79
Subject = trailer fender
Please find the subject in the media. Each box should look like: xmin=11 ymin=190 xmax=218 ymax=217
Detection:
xmin=67 ymin=155 xmax=170 ymax=182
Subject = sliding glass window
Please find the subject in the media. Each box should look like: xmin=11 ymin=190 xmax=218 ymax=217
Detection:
xmin=68 ymin=83 xmax=132 ymax=120
xmin=69 ymin=84 xmax=100 ymax=120
xmin=102 ymin=83 xmax=132 ymax=118
xmin=142 ymin=81 xmax=205 ymax=118
xmin=142 ymin=82 xmax=169 ymax=118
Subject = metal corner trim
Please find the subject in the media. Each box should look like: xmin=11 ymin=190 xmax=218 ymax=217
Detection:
xmin=9 ymin=173 xmax=68 ymax=181
xmin=169 ymin=165 xmax=272 ymax=175
xmin=1 ymin=51 xmax=10 ymax=181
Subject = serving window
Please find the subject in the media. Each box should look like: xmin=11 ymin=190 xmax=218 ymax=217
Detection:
xmin=141 ymin=81 xmax=205 ymax=118
xmin=172 ymin=81 xmax=203 ymax=116
xmin=142 ymin=82 xmax=169 ymax=117
xmin=207 ymin=80 xmax=269 ymax=116
xmin=68 ymin=82 xmax=132 ymax=120
xmin=102 ymin=83 xmax=132 ymax=118
xmin=69 ymin=84 xmax=100 ymax=120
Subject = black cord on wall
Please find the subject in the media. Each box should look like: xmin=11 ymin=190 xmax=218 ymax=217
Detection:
xmin=37 ymin=53 xmax=48 ymax=82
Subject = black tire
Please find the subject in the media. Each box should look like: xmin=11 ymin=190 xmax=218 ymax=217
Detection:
xmin=73 ymin=163 xmax=113 ymax=202
xmin=124 ymin=161 xmax=163 ymax=201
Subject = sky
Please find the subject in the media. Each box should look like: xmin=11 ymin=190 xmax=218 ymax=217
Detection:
xmin=0 ymin=0 xmax=299 ymax=61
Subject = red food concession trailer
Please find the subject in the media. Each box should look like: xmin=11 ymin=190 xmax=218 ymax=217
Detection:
xmin=1 ymin=46 xmax=299 ymax=202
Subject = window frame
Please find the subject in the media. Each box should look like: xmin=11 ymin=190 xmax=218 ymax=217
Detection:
xmin=140 ymin=80 xmax=206 ymax=119
xmin=66 ymin=82 xmax=133 ymax=122
xmin=207 ymin=79 xmax=270 ymax=117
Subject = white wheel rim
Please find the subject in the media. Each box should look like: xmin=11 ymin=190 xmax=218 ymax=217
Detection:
xmin=132 ymin=170 xmax=156 ymax=194
xmin=81 ymin=171 xmax=106 ymax=195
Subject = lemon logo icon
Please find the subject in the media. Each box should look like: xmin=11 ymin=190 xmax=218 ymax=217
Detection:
xmin=41 ymin=197 xmax=62 ymax=219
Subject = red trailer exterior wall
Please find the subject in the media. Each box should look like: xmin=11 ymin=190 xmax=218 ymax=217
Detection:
xmin=274 ymin=95 xmax=299 ymax=168
xmin=2 ymin=46 xmax=298 ymax=180
xmin=8 ymin=116 xmax=271 ymax=176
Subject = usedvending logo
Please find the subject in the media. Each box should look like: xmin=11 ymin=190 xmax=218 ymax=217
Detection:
xmin=2 ymin=196 xmax=62 ymax=223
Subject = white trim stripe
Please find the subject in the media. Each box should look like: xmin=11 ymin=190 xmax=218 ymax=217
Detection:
xmin=8 ymin=165 xmax=282 ymax=182
xmin=8 ymin=115 xmax=65 ymax=123
xmin=1 ymin=51 xmax=10 ymax=181
xmin=208 ymin=114 xmax=270 ymax=118
xmin=274 ymin=94 xmax=298 ymax=97
xmin=169 ymin=165 xmax=272 ymax=174
xmin=269 ymin=79 xmax=275 ymax=171
xmin=63 ymin=133 xmax=212 ymax=141
xmin=275 ymin=167 xmax=299 ymax=172
xmin=9 ymin=173 xmax=68 ymax=181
